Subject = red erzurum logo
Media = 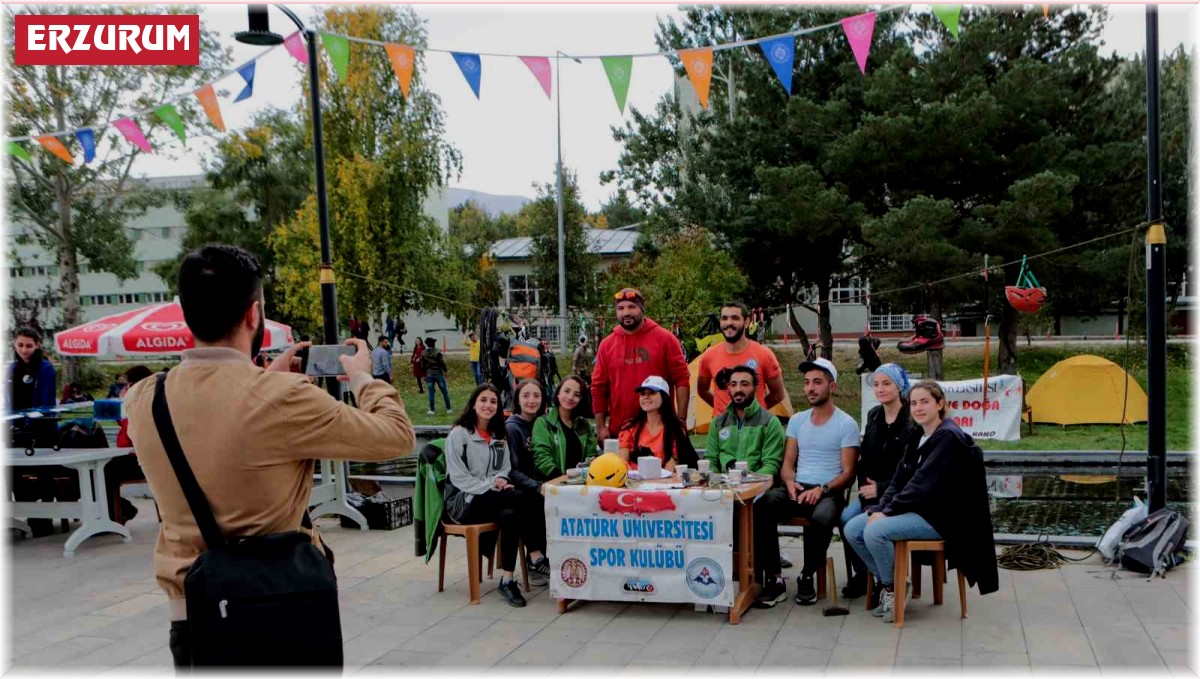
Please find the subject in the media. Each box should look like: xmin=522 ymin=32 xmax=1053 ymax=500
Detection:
xmin=14 ymin=15 xmax=200 ymax=66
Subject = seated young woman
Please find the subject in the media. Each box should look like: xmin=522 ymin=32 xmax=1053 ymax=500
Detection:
xmin=445 ymin=383 xmax=550 ymax=607
xmin=843 ymin=380 xmax=999 ymax=623
xmin=503 ymin=379 xmax=552 ymax=585
xmin=532 ymin=375 xmax=598 ymax=480
xmin=616 ymin=375 xmax=697 ymax=472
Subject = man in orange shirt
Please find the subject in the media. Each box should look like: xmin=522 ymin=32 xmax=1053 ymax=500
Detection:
xmin=697 ymin=302 xmax=786 ymax=417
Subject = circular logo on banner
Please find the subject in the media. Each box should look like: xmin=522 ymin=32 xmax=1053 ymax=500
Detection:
xmin=79 ymin=323 xmax=116 ymax=333
xmin=686 ymin=557 xmax=725 ymax=600
xmin=560 ymin=558 xmax=588 ymax=588
xmin=770 ymin=45 xmax=788 ymax=63
xmin=142 ymin=322 xmax=187 ymax=332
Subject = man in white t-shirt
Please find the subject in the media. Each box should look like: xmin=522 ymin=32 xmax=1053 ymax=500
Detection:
xmin=755 ymin=357 xmax=859 ymax=607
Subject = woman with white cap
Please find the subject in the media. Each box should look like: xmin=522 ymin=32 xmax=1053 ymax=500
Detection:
xmin=840 ymin=363 xmax=918 ymax=602
xmin=617 ymin=375 xmax=698 ymax=471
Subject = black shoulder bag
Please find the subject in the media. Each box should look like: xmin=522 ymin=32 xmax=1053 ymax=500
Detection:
xmin=151 ymin=373 xmax=343 ymax=667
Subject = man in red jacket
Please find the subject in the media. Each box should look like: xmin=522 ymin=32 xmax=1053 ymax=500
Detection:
xmin=592 ymin=288 xmax=691 ymax=442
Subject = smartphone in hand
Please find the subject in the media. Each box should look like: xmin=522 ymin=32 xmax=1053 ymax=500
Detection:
xmin=305 ymin=344 xmax=356 ymax=377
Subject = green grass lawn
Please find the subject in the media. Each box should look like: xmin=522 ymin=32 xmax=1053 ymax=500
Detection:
xmin=88 ymin=341 xmax=1191 ymax=452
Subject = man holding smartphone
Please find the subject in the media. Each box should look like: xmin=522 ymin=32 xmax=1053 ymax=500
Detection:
xmin=124 ymin=245 xmax=416 ymax=667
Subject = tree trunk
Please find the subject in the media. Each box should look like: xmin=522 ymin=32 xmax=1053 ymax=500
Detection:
xmin=926 ymin=350 xmax=944 ymax=380
xmin=48 ymin=64 xmax=81 ymax=382
xmin=784 ymin=296 xmax=811 ymax=358
xmin=996 ymin=301 xmax=1019 ymax=375
xmin=817 ymin=279 xmax=833 ymax=360
xmin=726 ymin=60 xmax=737 ymax=122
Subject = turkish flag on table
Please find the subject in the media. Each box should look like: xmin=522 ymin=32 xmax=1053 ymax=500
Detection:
xmin=54 ymin=299 xmax=294 ymax=357
xmin=598 ymin=490 xmax=678 ymax=516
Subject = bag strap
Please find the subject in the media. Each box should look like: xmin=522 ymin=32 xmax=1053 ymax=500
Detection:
xmin=152 ymin=373 xmax=226 ymax=550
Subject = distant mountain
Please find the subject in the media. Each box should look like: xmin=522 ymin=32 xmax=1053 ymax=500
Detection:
xmin=448 ymin=188 xmax=532 ymax=217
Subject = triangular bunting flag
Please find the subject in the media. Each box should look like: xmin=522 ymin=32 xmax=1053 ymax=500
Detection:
xmin=321 ymin=33 xmax=350 ymax=81
xmin=840 ymin=12 xmax=877 ymax=75
xmin=195 ymin=84 xmax=225 ymax=132
xmin=678 ymin=47 xmax=714 ymax=109
xmin=519 ymin=56 xmax=552 ymax=99
xmin=932 ymin=5 xmax=962 ymax=38
xmin=385 ymin=44 xmax=415 ymax=98
xmin=234 ymin=61 xmax=256 ymax=102
xmin=284 ymin=31 xmax=308 ymax=65
xmin=113 ymin=118 xmax=151 ymax=153
xmin=75 ymin=129 xmax=96 ymax=163
xmin=601 ymin=55 xmax=633 ymax=113
xmin=36 ymin=135 xmax=74 ymax=164
xmin=758 ymin=35 xmax=795 ymax=94
xmin=154 ymin=104 xmax=187 ymax=145
xmin=1043 ymin=4 xmax=1050 ymax=18
xmin=452 ymin=52 xmax=482 ymax=99
xmin=4 ymin=141 xmax=32 ymax=161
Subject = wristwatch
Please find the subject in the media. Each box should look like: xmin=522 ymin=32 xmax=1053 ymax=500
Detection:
xmin=820 ymin=483 xmax=831 ymax=495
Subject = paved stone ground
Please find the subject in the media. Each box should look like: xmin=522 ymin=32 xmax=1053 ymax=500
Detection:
xmin=5 ymin=498 xmax=1195 ymax=675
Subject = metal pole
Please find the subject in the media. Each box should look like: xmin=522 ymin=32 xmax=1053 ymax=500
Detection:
xmin=305 ymin=26 xmax=342 ymax=400
xmin=1144 ymin=5 xmax=1167 ymax=513
xmin=555 ymin=52 xmax=569 ymax=353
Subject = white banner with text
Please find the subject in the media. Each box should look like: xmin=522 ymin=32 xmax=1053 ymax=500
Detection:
xmin=861 ymin=373 xmax=1024 ymax=441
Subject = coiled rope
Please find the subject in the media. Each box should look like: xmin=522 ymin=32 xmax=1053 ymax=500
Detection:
xmin=997 ymin=535 xmax=1098 ymax=571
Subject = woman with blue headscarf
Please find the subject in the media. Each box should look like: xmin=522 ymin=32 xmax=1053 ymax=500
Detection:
xmin=839 ymin=363 xmax=917 ymax=603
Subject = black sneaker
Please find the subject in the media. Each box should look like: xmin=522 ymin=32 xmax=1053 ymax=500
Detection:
xmin=841 ymin=574 xmax=867 ymax=600
xmin=794 ymin=573 xmax=817 ymax=606
xmin=754 ymin=577 xmax=788 ymax=608
xmin=779 ymin=555 xmax=794 ymax=570
xmin=527 ymin=557 xmax=550 ymax=586
xmin=499 ymin=579 xmax=526 ymax=608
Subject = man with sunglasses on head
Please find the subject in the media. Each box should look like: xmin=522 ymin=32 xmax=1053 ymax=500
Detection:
xmin=591 ymin=288 xmax=691 ymax=444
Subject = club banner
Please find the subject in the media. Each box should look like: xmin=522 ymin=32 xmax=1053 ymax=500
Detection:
xmin=545 ymin=484 xmax=735 ymax=607
xmin=860 ymin=373 xmax=1024 ymax=441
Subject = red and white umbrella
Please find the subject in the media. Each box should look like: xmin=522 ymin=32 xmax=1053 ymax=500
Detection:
xmin=54 ymin=299 xmax=295 ymax=357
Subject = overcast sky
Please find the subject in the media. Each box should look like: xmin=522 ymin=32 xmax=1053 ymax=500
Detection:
xmin=125 ymin=3 xmax=1197 ymax=212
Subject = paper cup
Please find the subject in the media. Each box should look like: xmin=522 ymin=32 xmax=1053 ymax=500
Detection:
xmin=734 ymin=461 xmax=749 ymax=472
xmin=603 ymin=438 xmax=620 ymax=453
xmin=728 ymin=469 xmax=744 ymax=485
xmin=566 ymin=467 xmax=582 ymax=478
xmin=697 ymin=460 xmax=712 ymax=474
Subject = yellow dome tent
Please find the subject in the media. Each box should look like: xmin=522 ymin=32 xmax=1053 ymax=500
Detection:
xmin=686 ymin=343 xmax=795 ymax=434
xmin=1025 ymin=355 xmax=1148 ymax=425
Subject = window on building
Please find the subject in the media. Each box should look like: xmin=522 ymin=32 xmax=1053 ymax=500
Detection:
xmin=506 ymin=274 xmax=540 ymax=308
xmin=830 ymin=277 xmax=870 ymax=305
xmin=532 ymin=324 xmax=560 ymax=347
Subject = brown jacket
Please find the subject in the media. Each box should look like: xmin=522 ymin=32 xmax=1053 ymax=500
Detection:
xmin=125 ymin=348 xmax=415 ymax=617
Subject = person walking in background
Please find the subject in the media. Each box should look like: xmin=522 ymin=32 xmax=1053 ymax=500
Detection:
xmin=348 ymin=316 xmax=360 ymax=341
xmin=590 ymin=288 xmax=690 ymax=444
xmin=464 ymin=331 xmax=482 ymax=385
xmin=371 ymin=336 xmax=393 ymax=384
xmin=386 ymin=316 xmax=397 ymax=346
xmin=7 ymin=326 xmax=57 ymax=412
xmin=421 ymin=337 xmax=451 ymax=415
xmin=411 ymin=336 xmax=426 ymax=394
xmin=572 ymin=335 xmax=592 ymax=385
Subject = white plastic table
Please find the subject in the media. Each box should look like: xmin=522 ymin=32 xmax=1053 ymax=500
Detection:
xmin=5 ymin=447 xmax=135 ymax=556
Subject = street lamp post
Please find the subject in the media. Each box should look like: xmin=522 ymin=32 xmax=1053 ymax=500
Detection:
xmin=236 ymin=5 xmax=341 ymax=401
xmin=555 ymin=51 xmax=580 ymax=352
xmin=1143 ymin=5 xmax=1167 ymax=513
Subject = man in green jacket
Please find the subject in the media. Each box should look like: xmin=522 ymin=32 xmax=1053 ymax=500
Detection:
xmin=705 ymin=365 xmax=784 ymax=478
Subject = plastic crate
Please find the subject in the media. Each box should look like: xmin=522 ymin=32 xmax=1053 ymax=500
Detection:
xmin=341 ymin=495 xmax=412 ymax=530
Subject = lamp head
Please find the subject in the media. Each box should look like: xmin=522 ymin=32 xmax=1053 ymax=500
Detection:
xmin=235 ymin=5 xmax=285 ymax=46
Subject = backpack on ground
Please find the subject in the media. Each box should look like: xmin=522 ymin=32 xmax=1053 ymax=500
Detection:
xmin=1117 ymin=507 xmax=1188 ymax=577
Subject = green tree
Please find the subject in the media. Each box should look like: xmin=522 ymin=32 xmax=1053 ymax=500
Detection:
xmin=270 ymin=6 xmax=461 ymax=327
xmin=598 ymin=191 xmax=647 ymax=229
xmin=5 ymin=4 xmax=228 ymax=374
xmin=450 ymin=199 xmax=514 ymax=256
xmin=521 ymin=168 xmax=599 ymax=313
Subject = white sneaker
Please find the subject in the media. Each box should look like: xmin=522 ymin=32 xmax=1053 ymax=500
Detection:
xmin=874 ymin=586 xmax=893 ymax=618
xmin=426 ymin=410 xmax=435 ymax=416
xmin=446 ymin=408 xmax=453 ymax=414
xmin=882 ymin=582 xmax=910 ymax=623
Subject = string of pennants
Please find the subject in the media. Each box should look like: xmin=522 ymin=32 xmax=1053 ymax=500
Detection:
xmin=3 ymin=3 xmax=994 ymax=164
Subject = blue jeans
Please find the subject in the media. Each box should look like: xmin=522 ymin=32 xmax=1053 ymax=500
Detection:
xmin=470 ymin=361 xmax=482 ymax=385
xmin=844 ymin=511 xmax=941 ymax=586
xmin=839 ymin=495 xmax=868 ymax=580
xmin=840 ymin=495 xmax=863 ymax=527
xmin=427 ymin=374 xmax=451 ymax=411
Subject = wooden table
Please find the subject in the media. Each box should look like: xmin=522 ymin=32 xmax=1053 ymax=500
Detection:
xmin=548 ymin=474 xmax=772 ymax=625
xmin=5 ymin=447 xmax=135 ymax=556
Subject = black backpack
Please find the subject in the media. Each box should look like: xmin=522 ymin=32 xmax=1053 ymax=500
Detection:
xmin=1118 ymin=507 xmax=1188 ymax=577
xmin=151 ymin=374 xmax=343 ymax=667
